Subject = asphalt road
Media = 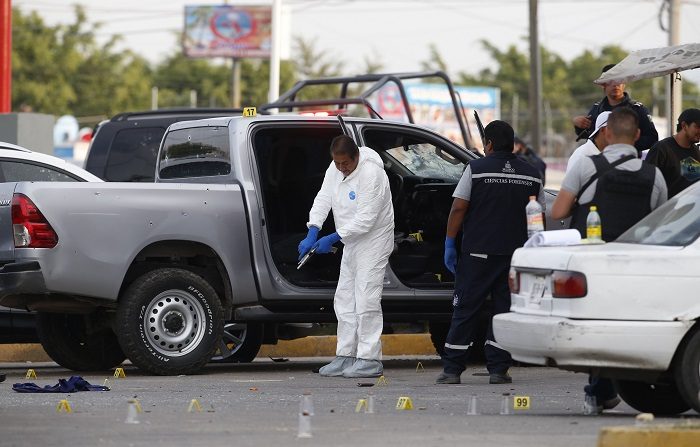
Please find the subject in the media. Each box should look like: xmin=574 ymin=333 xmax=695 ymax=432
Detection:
xmin=0 ymin=356 xmax=697 ymax=447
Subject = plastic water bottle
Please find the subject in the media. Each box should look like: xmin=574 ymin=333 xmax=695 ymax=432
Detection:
xmin=525 ymin=196 xmax=544 ymax=238
xmin=586 ymin=205 xmax=602 ymax=241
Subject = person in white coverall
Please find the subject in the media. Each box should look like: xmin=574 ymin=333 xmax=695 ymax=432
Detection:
xmin=298 ymin=135 xmax=394 ymax=378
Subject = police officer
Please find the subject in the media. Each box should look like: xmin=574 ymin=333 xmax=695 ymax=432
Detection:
xmin=436 ymin=120 xmax=544 ymax=385
xmin=573 ymin=64 xmax=658 ymax=156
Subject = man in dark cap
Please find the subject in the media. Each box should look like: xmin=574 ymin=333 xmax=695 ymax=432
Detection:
xmin=573 ymin=63 xmax=658 ymax=156
xmin=513 ymin=136 xmax=546 ymax=185
xmin=646 ymin=107 xmax=700 ymax=197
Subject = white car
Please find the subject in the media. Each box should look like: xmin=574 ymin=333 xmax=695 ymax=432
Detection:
xmin=493 ymin=182 xmax=700 ymax=415
xmin=0 ymin=142 xmax=102 ymax=183
xmin=0 ymin=142 xmax=102 ymax=343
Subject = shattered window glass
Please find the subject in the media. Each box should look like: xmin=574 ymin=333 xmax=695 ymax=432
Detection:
xmin=386 ymin=143 xmax=464 ymax=181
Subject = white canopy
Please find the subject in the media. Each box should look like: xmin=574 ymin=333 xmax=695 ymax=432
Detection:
xmin=594 ymin=43 xmax=700 ymax=85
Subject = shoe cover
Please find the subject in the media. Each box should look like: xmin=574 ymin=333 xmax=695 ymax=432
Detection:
xmin=319 ymin=356 xmax=356 ymax=377
xmin=342 ymin=358 xmax=383 ymax=378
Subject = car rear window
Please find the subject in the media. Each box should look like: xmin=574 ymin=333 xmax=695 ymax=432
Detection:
xmin=104 ymin=127 xmax=165 ymax=182
xmin=159 ymin=126 xmax=231 ymax=179
xmin=617 ymin=185 xmax=700 ymax=246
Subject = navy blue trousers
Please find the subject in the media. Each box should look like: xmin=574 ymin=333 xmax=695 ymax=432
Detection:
xmin=585 ymin=376 xmax=617 ymax=402
xmin=441 ymin=253 xmax=513 ymax=375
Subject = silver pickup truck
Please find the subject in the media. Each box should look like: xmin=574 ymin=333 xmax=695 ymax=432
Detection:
xmin=0 ymin=114 xmax=562 ymax=375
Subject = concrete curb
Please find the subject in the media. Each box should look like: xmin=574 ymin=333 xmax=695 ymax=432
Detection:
xmin=598 ymin=425 xmax=700 ymax=447
xmin=0 ymin=334 xmax=438 ymax=362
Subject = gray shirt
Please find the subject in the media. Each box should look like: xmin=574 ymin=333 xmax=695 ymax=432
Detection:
xmin=560 ymin=143 xmax=668 ymax=208
xmin=454 ymin=165 xmax=546 ymax=209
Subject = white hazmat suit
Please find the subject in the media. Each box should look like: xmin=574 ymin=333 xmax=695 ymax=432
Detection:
xmin=307 ymin=146 xmax=394 ymax=366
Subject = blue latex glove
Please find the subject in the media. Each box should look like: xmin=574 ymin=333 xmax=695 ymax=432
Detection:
xmin=444 ymin=236 xmax=457 ymax=274
xmin=298 ymin=226 xmax=320 ymax=261
xmin=312 ymin=232 xmax=341 ymax=254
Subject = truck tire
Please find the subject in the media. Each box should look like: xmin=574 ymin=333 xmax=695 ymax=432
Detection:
xmin=36 ymin=312 xmax=125 ymax=371
xmin=211 ymin=322 xmax=263 ymax=363
xmin=116 ymin=268 xmax=223 ymax=375
xmin=614 ymin=378 xmax=691 ymax=415
xmin=674 ymin=327 xmax=700 ymax=413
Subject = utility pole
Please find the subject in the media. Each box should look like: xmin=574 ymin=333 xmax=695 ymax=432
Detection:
xmin=268 ymin=0 xmax=281 ymax=104
xmin=0 ymin=0 xmax=11 ymax=113
xmin=528 ymin=0 xmax=542 ymax=155
xmin=667 ymin=0 xmax=681 ymax=135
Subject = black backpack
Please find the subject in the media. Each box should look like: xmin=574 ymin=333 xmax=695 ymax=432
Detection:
xmin=571 ymin=154 xmax=656 ymax=241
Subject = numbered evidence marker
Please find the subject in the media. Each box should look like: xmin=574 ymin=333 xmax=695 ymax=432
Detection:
xmin=25 ymin=369 xmax=37 ymax=379
xmin=56 ymin=399 xmax=73 ymax=413
xmin=513 ymin=395 xmax=531 ymax=410
xmin=242 ymin=107 xmax=257 ymax=117
xmin=355 ymin=399 xmax=368 ymax=413
xmin=396 ymin=396 xmax=414 ymax=410
xmin=188 ymin=399 xmax=203 ymax=413
xmin=114 ymin=367 xmax=126 ymax=378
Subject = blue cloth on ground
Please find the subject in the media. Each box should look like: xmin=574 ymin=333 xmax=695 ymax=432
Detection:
xmin=12 ymin=375 xmax=110 ymax=393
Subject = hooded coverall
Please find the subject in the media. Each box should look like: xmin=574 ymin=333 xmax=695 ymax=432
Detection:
xmin=307 ymin=146 xmax=394 ymax=361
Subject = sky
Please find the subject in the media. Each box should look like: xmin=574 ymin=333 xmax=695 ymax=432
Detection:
xmin=13 ymin=0 xmax=700 ymax=85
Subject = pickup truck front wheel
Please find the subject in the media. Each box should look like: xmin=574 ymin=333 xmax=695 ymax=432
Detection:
xmin=116 ymin=268 xmax=224 ymax=375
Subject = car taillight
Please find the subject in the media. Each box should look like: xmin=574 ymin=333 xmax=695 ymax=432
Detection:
xmin=12 ymin=193 xmax=58 ymax=248
xmin=551 ymin=271 xmax=587 ymax=298
xmin=508 ymin=268 xmax=520 ymax=293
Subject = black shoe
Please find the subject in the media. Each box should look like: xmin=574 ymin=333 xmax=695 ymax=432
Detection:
xmin=0 ymin=373 xmax=5 ymax=383
xmin=489 ymin=372 xmax=512 ymax=384
xmin=435 ymin=372 xmax=461 ymax=384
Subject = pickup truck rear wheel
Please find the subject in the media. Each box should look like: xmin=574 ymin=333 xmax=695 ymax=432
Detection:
xmin=614 ymin=378 xmax=690 ymax=415
xmin=36 ymin=312 xmax=125 ymax=371
xmin=674 ymin=327 xmax=700 ymax=413
xmin=116 ymin=268 xmax=223 ymax=375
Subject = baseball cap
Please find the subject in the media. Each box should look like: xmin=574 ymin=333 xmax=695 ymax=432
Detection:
xmin=678 ymin=108 xmax=700 ymax=126
xmin=589 ymin=111 xmax=611 ymax=139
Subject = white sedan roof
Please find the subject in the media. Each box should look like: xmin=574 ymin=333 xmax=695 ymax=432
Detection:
xmin=0 ymin=141 xmax=102 ymax=182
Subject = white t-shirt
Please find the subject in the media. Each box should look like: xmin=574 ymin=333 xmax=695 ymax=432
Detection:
xmin=566 ymin=139 xmax=601 ymax=174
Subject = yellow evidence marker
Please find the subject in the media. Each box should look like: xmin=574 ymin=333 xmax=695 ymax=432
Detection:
xmin=56 ymin=399 xmax=72 ymax=413
xmin=415 ymin=362 xmax=425 ymax=373
xmin=376 ymin=375 xmax=388 ymax=386
xmin=25 ymin=369 xmax=37 ymax=379
xmin=513 ymin=395 xmax=531 ymax=410
xmin=188 ymin=399 xmax=203 ymax=413
xmin=113 ymin=367 xmax=126 ymax=378
xmin=396 ymin=396 xmax=414 ymax=410
xmin=355 ymin=399 xmax=368 ymax=413
xmin=242 ymin=107 xmax=257 ymax=117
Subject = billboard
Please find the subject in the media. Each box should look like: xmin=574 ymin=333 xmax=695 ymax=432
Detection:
xmin=370 ymin=82 xmax=500 ymax=149
xmin=184 ymin=5 xmax=272 ymax=58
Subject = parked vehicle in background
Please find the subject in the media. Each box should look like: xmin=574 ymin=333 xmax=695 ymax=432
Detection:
xmin=85 ymin=108 xmax=243 ymax=182
xmin=0 ymin=142 xmax=102 ymax=343
xmin=494 ymin=182 xmax=700 ymax=414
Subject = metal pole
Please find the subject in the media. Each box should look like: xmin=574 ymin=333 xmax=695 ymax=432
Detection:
xmin=0 ymin=0 xmax=12 ymax=113
xmin=268 ymin=0 xmax=281 ymax=104
xmin=528 ymin=0 xmax=542 ymax=155
xmin=232 ymin=58 xmax=241 ymax=108
xmin=667 ymin=0 xmax=681 ymax=135
xmin=151 ymin=87 xmax=158 ymax=110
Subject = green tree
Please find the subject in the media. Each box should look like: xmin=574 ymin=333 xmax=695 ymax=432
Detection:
xmin=291 ymin=36 xmax=344 ymax=101
xmin=12 ymin=6 xmax=153 ymax=121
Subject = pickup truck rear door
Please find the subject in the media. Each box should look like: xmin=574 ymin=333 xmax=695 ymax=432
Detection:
xmin=0 ymin=183 xmax=15 ymax=263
